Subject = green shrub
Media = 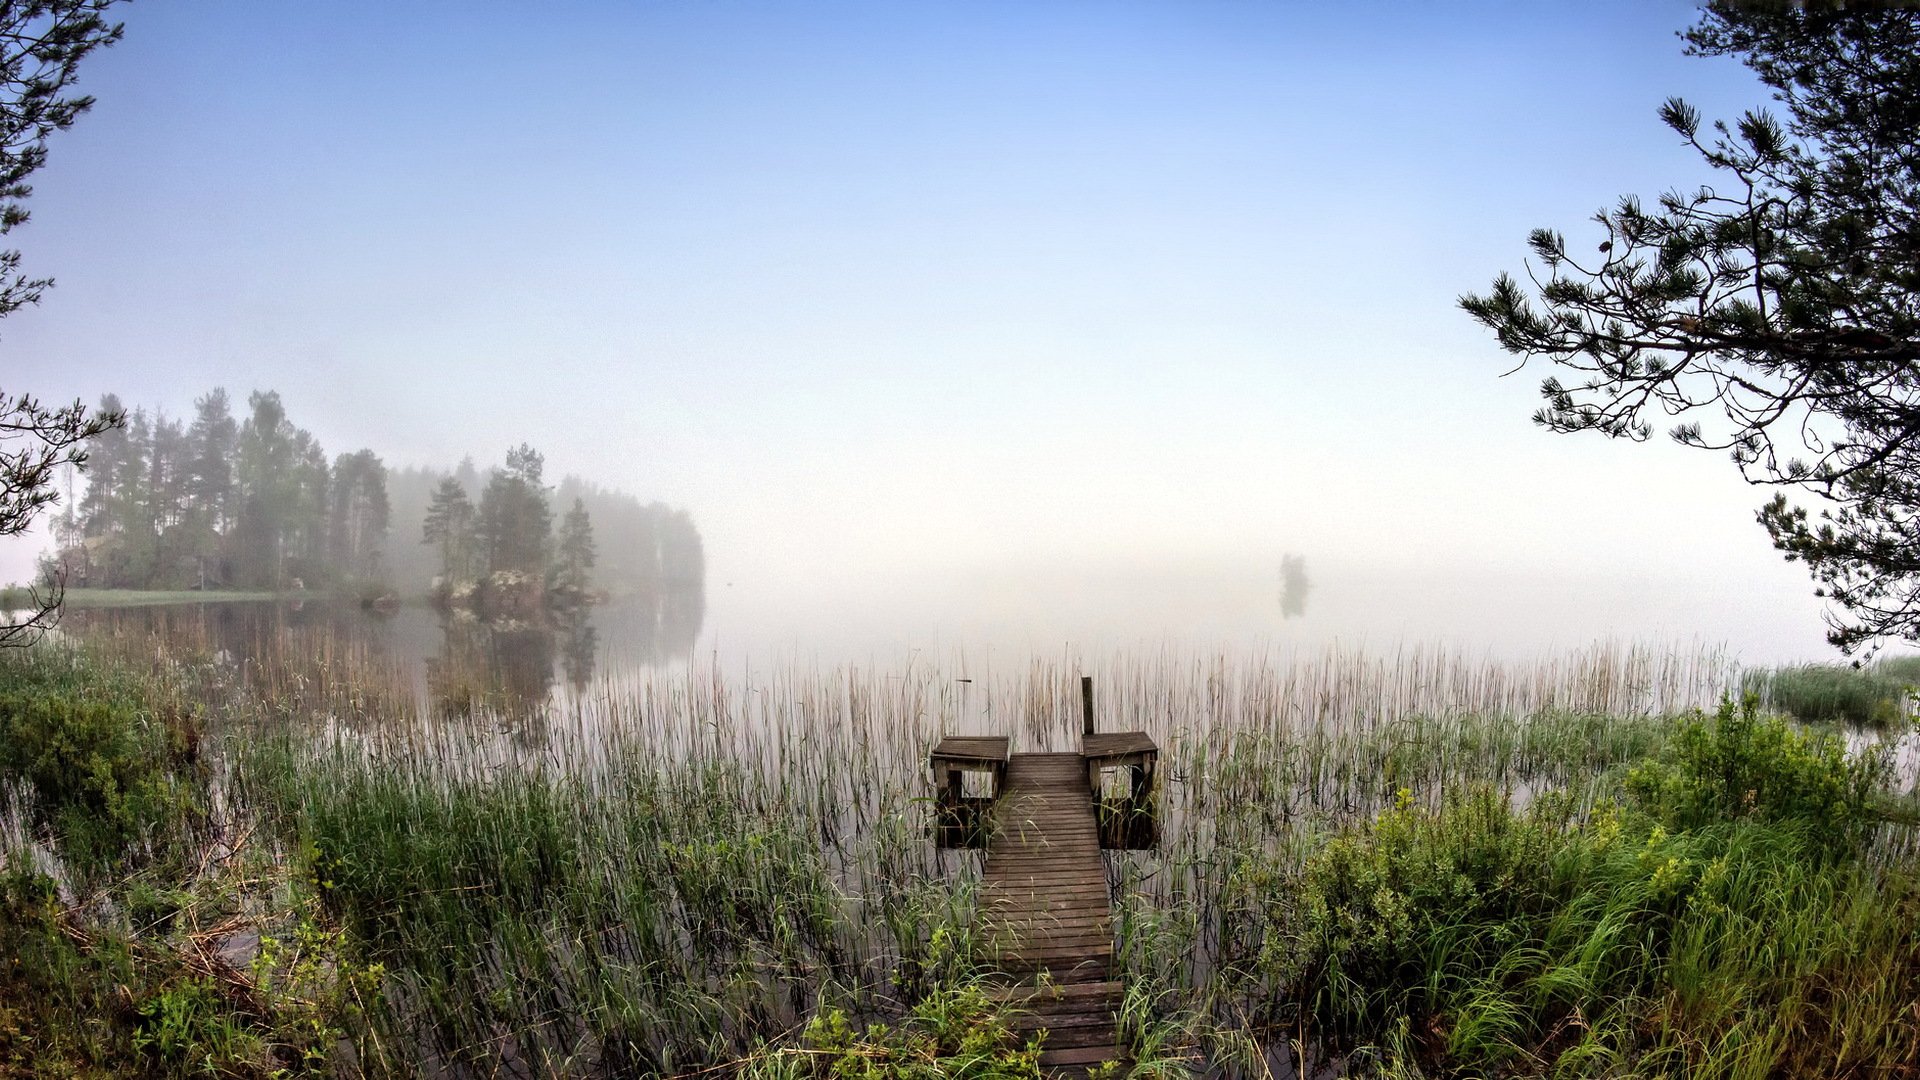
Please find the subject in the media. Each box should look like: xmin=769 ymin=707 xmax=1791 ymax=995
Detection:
xmin=0 ymin=650 xmax=205 ymax=876
xmin=749 ymin=985 xmax=1043 ymax=1080
xmin=1263 ymin=703 xmax=1913 ymax=1075
xmin=1281 ymin=786 xmax=1577 ymax=1034
xmin=1627 ymin=695 xmax=1883 ymax=853
xmin=133 ymin=977 xmax=261 ymax=1077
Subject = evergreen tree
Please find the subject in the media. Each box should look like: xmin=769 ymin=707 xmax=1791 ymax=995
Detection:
xmin=0 ymin=2 xmax=128 ymax=645
xmin=1463 ymin=3 xmax=1920 ymax=652
xmin=186 ymin=388 xmax=236 ymax=532
xmin=76 ymin=391 xmax=126 ymax=538
xmin=422 ymin=476 xmax=475 ymax=584
xmin=286 ymin=431 xmax=330 ymax=582
xmin=234 ymin=391 xmax=300 ymax=587
xmin=551 ymin=496 xmax=595 ymax=599
xmin=328 ymin=449 xmax=389 ymax=583
xmin=143 ymin=411 xmax=187 ymax=585
xmin=476 ymin=444 xmax=551 ymax=578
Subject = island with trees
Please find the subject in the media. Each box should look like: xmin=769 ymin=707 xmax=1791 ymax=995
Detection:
xmin=39 ymin=388 xmax=705 ymax=627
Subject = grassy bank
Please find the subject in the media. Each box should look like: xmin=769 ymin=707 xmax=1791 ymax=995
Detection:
xmin=55 ymin=588 xmax=287 ymax=610
xmin=3 ymin=638 xmax=1918 ymax=1076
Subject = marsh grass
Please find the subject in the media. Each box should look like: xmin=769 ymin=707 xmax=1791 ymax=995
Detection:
xmin=12 ymin=624 xmax=1920 ymax=1077
xmin=1742 ymin=658 xmax=1920 ymax=728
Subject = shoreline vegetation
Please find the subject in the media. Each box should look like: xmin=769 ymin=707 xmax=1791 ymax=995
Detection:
xmin=2 ymin=633 xmax=1919 ymax=1077
xmin=40 ymin=587 xmax=293 ymax=609
xmin=37 ymin=586 xmax=604 ymax=612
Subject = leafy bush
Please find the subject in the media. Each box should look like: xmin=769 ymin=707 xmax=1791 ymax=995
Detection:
xmin=1279 ymin=786 xmax=1577 ymax=1033
xmin=1627 ymin=695 xmax=1883 ymax=852
xmin=0 ymin=650 xmax=205 ymax=876
xmin=1262 ymin=701 xmax=1914 ymax=1075
xmin=748 ymin=985 xmax=1043 ymax=1080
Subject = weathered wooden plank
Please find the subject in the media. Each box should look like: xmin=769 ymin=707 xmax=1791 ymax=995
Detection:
xmin=988 ymin=911 xmax=1112 ymax=926
xmin=979 ymin=979 xmax=1123 ymax=1002
xmin=1038 ymin=1045 xmax=1123 ymax=1066
xmin=1082 ymin=731 xmax=1157 ymax=758
xmin=992 ymin=922 xmax=1114 ymax=939
xmin=930 ymin=736 xmax=1011 ymax=762
xmin=975 ymin=751 xmax=1130 ymax=1076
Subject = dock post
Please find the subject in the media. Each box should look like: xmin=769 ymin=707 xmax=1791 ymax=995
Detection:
xmin=1081 ymin=676 xmax=1094 ymax=737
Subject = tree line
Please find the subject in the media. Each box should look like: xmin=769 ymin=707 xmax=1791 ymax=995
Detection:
xmin=45 ymin=388 xmax=706 ymax=613
xmin=49 ymin=389 xmax=388 ymax=592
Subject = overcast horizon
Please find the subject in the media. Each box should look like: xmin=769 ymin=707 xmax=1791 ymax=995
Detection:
xmin=1 ymin=0 xmax=1870 ymax=665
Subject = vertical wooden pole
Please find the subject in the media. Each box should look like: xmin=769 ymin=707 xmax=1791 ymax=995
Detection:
xmin=1081 ymin=676 xmax=1095 ymax=737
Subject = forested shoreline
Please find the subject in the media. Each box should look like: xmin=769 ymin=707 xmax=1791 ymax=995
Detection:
xmin=42 ymin=389 xmax=705 ymax=612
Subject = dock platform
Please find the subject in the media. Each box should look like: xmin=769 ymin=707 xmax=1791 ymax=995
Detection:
xmin=981 ymin=752 xmax=1124 ymax=1074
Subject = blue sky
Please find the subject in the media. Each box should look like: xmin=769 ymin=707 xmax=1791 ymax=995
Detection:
xmin=3 ymin=1 xmax=1852 ymax=661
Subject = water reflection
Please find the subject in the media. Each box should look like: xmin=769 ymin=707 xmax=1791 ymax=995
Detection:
xmin=63 ymin=585 xmax=704 ymax=723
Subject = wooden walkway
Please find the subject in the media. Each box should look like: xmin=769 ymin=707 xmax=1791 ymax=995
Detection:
xmin=980 ymin=752 xmax=1124 ymax=1074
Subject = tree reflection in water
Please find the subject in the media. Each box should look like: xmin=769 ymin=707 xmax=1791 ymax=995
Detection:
xmin=63 ymin=584 xmax=704 ymax=730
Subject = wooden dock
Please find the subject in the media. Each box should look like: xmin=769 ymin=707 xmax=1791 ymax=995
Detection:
xmin=981 ymin=752 xmax=1124 ymax=1073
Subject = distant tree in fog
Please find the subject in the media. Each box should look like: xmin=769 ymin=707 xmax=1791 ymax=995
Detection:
xmin=477 ymin=444 xmax=553 ymax=578
xmin=658 ymin=508 xmax=705 ymax=587
xmin=184 ymin=388 xmax=237 ymax=566
xmin=422 ymin=476 xmax=476 ymax=584
xmin=0 ymin=0 xmax=130 ymax=645
xmin=233 ymin=392 xmax=301 ymax=588
xmin=328 ymin=449 xmax=390 ymax=584
xmin=551 ymin=496 xmax=595 ymax=600
xmin=56 ymin=387 xmax=391 ymax=594
xmin=1280 ymin=554 xmax=1310 ymax=619
xmin=1464 ymin=4 xmax=1920 ymax=653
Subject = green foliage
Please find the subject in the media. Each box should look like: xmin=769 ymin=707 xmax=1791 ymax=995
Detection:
xmin=475 ymin=443 xmax=552 ymax=579
xmin=0 ymin=649 xmax=203 ymax=875
xmin=1250 ymin=701 xmax=1917 ymax=1076
xmin=1279 ymin=786 xmax=1574 ymax=1035
xmin=241 ymin=735 xmax=920 ymax=1073
xmin=247 ymin=912 xmax=386 ymax=1073
xmin=1 ymin=858 xmax=381 ymax=1079
xmin=549 ymin=494 xmax=595 ymax=599
xmin=420 ymin=475 xmax=475 ymax=586
xmin=0 ymin=649 xmax=390 ymax=1078
xmin=132 ymin=978 xmax=259 ymax=1076
xmin=68 ymin=386 xmax=396 ymax=595
xmin=1627 ymin=695 xmax=1883 ymax=850
xmin=749 ymin=986 xmax=1042 ymax=1080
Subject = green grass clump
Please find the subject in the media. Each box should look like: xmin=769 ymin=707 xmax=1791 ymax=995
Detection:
xmin=1627 ymin=695 xmax=1884 ymax=851
xmin=0 ymin=863 xmax=257 ymax=1078
xmin=1743 ymin=661 xmax=1918 ymax=728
